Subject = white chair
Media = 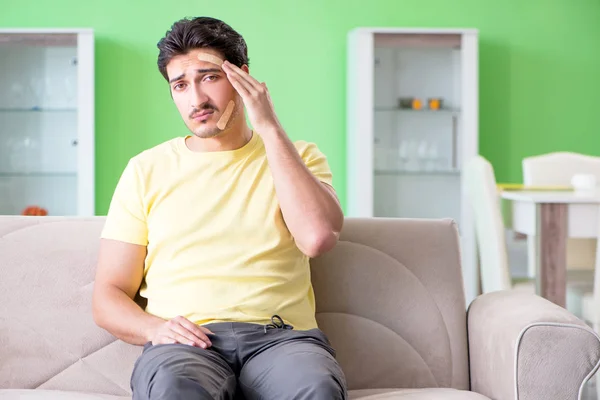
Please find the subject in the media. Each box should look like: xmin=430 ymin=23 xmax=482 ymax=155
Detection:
xmin=465 ymin=155 xmax=591 ymax=314
xmin=522 ymin=152 xmax=600 ymax=277
xmin=464 ymin=155 xmax=529 ymax=293
xmin=582 ymin=240 xmax=600 ymax=329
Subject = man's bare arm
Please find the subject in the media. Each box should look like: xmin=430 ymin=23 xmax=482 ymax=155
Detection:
xmin=221 ymin=61 xmax=343 ymax=258
xmin=92 ymin=238 xmax=213 ymax=347
xmin=261 ymin=130 xmax=344 ymax=257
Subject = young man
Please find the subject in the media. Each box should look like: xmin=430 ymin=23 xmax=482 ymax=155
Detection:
xmin=92 ymin=16 xmax=347 ymax=400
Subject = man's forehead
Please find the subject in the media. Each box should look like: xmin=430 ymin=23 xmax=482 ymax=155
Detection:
xmin=170 ymin=49 xmax=223 ymax=68
xmin=166 ymin=49 xmax=224 ymax=79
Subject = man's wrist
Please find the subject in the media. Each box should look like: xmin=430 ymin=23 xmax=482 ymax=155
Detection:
xmin=142 ymin=317 xmax=162 ymax=343
xmin=257 ymin=124 xmax=285 ymax=141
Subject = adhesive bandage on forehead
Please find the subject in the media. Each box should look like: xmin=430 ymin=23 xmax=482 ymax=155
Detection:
xmin=197 ymin=52 xmax=224 ymax=67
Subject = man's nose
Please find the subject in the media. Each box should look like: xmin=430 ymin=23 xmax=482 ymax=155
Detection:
xmin=190 ymin=85 xmax=210 ymax=108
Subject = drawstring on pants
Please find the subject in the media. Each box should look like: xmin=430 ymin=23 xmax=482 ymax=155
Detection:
xmin=264 ymin=315 xmax=294 ymax=334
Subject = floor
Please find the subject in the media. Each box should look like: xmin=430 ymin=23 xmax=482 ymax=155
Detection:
xmin=506 ymin=231 xmax=598 ymax=399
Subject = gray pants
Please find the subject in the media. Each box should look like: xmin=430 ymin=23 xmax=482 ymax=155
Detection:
xmin=130 ymin=321 xmax=348 ymax=400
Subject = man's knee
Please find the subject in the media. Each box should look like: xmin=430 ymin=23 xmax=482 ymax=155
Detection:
xmin=130 ymin=345 xmax=236 ymax=400
xmin=288 ymin=370 xmax=346 ymax=400
xmin=148 ymin=370 xmax=215 ymax=400
xmin=278 ymin=353 xmax=347 ymax=400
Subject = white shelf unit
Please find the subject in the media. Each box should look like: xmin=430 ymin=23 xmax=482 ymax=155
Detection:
xmin=0 ymin=29 xmax=95 ymax=216
xmin=346 ymin=28 xmax=479 ymax=304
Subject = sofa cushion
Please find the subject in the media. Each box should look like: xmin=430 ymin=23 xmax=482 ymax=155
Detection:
xmin=349 ymin=388 xmax=491 ymax=399
xmin=0 ymin=390 xmax=129 ymax=399
xmin=0 ymin=388 xmax=490 ymax=400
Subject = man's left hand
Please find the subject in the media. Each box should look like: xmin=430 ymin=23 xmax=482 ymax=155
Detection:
xmin=222 ymin=60 xmax=282 ymax=136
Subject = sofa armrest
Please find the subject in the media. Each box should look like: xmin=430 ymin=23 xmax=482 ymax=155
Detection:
xmin=468 ymin=291 xmax=600 ymax=400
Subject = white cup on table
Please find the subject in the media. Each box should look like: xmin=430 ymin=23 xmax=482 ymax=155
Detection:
xmin=571 ymin=173 xmax=597 ymax=192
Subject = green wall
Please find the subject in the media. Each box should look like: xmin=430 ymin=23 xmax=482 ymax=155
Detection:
xmin=3 ymin=0 xmax=600 ymax=215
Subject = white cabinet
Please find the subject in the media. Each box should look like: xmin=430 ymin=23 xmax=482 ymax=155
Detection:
xmin=0 ymin=29 xmax=95 ymax=216
xmin=346 ymin=28 xmax=479 ymax=304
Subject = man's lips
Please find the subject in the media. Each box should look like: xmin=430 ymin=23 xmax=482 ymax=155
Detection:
xmin=192 ymin=110 xmax=214 ymax=120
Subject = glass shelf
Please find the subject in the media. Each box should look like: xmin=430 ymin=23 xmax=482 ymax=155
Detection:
xmin=374 ymin=107 xmax=460 ymax=113
xmin=0 ymin=172 xmax=76 ymax=177
xmin=0 ymin=107 xmax=77 ymax=112
xmin=374 ymin=169 xmax=460 ymax=176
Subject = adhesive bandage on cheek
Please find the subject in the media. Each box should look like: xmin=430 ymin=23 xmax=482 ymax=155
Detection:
xmin=197 ymin=52 xmax=224 ymax=67
xmin=217 ymin=100 xmax=235 ymax=130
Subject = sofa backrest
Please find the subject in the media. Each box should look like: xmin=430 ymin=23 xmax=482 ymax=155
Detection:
xmin=0 ymin=216 xmax=469 ymax=395
xmin=0 ymin=216 xmax=138 ymax=397
xmin=311 ymin=217 xmax=469 ymax=391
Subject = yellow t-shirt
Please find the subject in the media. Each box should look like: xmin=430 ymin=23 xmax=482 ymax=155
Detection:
xmin=100 ymin=132 xmax=333 ymax=331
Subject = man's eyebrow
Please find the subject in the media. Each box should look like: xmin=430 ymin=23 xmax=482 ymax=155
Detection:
xmin=169 ymin=73 xmax=185 ymax=84
xmin=196 ymin=68 xmax=222 ymax=75
xmin=168 ymin=68 xmax=222 ymax=84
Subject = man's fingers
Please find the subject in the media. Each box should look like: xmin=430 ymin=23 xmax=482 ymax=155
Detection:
xmin=200 ymin=326 xmax=214 ymax=335
xmin=168 ymin=319 xmax=207 ymax=347
xmin=175 ymin=317 xmax=213 ymax=346
xmin=153 ymin=335 xmax=177 ymax=345
xmin=222 ymin=62 xmax=248 ymax=87
xmin=225 ymin=71 xmax=252 ymax=99
xmin=172 ymin=316 xmax=213 ymax=347
xmin=223 ymin=61 xmax=262 ymax=91
xmin=168 ymin=331 xmax=197 ymax=347
xmin=222 ymin=62 xmax=265 ymax=99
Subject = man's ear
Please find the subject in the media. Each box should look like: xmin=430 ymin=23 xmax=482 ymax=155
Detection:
xmin=241 ymin=64 xmax=249 ymax=73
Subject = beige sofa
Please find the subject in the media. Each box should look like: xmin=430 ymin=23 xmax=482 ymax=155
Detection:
xmin=1 ymin=216 xmax=599 ymax=400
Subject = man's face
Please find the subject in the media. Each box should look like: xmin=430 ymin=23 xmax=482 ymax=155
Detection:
xmin=166 ymin=48 xmax=239 ymax=138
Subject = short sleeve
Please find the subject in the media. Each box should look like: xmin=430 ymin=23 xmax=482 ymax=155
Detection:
xmin=100 ymin=159 xmax=149 ymax=246
xmin=295 ymin=141 xmax=333 ymax=187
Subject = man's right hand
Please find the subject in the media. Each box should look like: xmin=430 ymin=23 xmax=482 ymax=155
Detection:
xmin=148 ymin=316 xmax=214 ymax=348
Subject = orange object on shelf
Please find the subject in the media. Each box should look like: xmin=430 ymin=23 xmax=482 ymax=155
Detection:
xmin=21 ymin=206 xmax=48 ymax=216
xmin=428 ymin=98 xmax=441 ymax=110
xmin=412 ymin=99 xmax=423 ymax=110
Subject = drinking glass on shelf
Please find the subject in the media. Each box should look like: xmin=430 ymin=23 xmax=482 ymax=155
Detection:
xmin=64 ymin=74 xmax=76 ymax=105
xmin=416 ymin=140 xmax=429 ymax=171
xmin=397 ymin=140 xmax=409 ymax=171
xmin=29 ymin=77 xmax=44 ymax=109
xmin=426 ymin=142 xmax=440 ymax=171
xmin=44 ymin=77 xmax=57 ymax=107
xmin=403 ymin=140 xmax=418 ymax=171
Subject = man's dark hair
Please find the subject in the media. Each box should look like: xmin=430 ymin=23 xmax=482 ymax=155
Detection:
xmin=157 ymin=17 xmax=249 ymax=81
